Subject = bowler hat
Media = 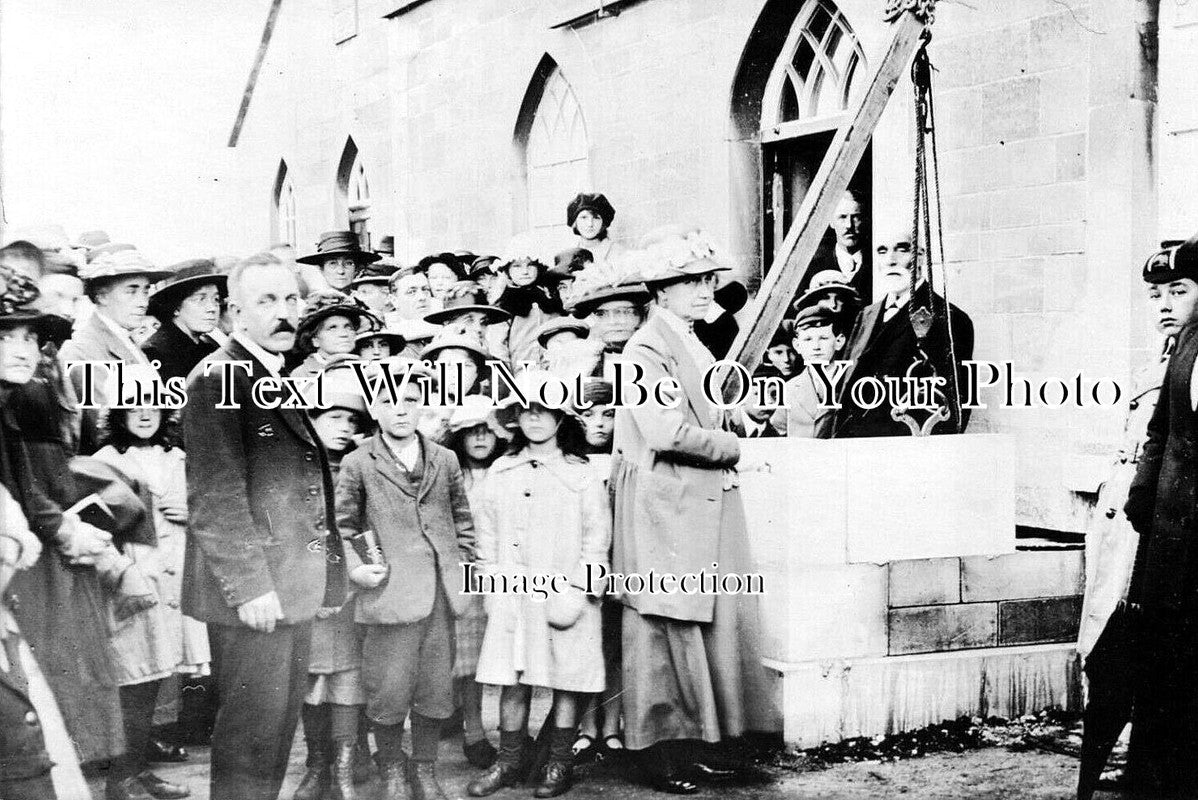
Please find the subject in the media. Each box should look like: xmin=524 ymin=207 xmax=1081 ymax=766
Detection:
xmin=423 ymin=282 xmax=509 ymax=325
xmin=566 ymin=193 xmax=615 ymax=229
xmin=296 ymin=231 xmax=382 ymax=266
xmin=147 ymin=259 xmax=228 ymax=321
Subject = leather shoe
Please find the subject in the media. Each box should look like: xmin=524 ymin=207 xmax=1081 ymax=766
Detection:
xmin=408 ymin=761 xmax=449 ymax=800
xmin=145 ymin=738 xmax=189 ymax=763
xmin=106 ymin=777 xmax=154 ymax=800
xmin=136 ymin=772 xmax=190 ymax=799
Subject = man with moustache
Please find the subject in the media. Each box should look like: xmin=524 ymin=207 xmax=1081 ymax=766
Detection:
xmin=59 ymin=245 xmax=170 ymax=453
xmin=182 ymin=253 xmax=341 ymax=800
xmin=1076 ymin=240 xmax=1197 ymax=799
xmin=831 ymin=231 xmax=974 ymax=438
xmin=796 ymin=190 xmax=871 ymax=300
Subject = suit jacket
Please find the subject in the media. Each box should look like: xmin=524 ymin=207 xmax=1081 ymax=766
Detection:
xmin=610 ymin=310 xmax=742 ymax=622
xmin=833 ymin=289 xmax=975 ymax=438
xmin=335 ymin=433 xmax=475 ymax=625
xmin=727 ymin=412 xmax=782 ymax=439
xmin=771 ymin=369 xmax=836 ymax=438
xmin=181 ymin=337 xmax=341 ymax=626
xmin=142 ymin=321 xmax=218 ymax=385
xmin=59 ymin=313 xmax=150 ymax=454
xmin=795 ymin=229 xmax=872 ymax=301
xmin=1126 ymin=322 xmax=1198 ymax=615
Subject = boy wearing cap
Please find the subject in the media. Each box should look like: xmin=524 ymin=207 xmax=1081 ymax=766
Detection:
xmin=773 ymin=306 xmax=845 ymax=439
xmin=335 ymin=364 xmax=475 ymax=800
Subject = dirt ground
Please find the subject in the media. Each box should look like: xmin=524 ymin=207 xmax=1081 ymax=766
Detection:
xmin=90 ymin=732 xmax=1093 ymax=800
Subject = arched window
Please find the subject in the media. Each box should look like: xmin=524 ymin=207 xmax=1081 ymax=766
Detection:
xmin=272 ymin=160 xmax=297 ymax=248
xmin=519 ymin=61 xmax=590 ymax=232
xmin=761 ymin=0 xmax=866 ymax=139
xmin=336 ymin=137 xmax=371 ymax=249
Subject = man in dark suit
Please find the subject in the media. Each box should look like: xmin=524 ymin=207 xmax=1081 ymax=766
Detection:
xmin=183 ymin=253 xmax=341 ymax=800
xmin=1123 ymin=234 xmax=1198 ymax=797
xmin=832 ymin=231 xmax=974 ymax=438
xmin=795 ymin=190 xmax=871 ymax=301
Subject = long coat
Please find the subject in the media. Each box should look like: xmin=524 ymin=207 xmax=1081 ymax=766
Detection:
xmin=1077 ymin=351 xmax=1167 ymax=658
xmin=94 ymin=444 xmax=210 ymax=684
xmin=610 ymin=309 xmax=743 ymax=623
xmin=182 ymin=337 xmax=341 ymax=626
xmin=142 ymin=320 xmax=218 ymax=385
xmin=833 ymin=288 xmax=975 ymax=438
xmin=335 ymin=433 xmax=475 ymax=625
xmin=473 ymin=450 xmax=610 ymax=692
xmin=59 ymin=312 xmax=151 ymax=454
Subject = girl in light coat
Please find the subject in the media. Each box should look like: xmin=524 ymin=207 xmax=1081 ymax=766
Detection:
xmin=468 ymin=373 xmax=611 ymax=799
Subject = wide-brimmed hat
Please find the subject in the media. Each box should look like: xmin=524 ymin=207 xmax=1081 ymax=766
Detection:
xmin=447 ymin=395 xmax=510 ymax=438
xmin=423 ymin=281 xmax=509 ymax=325
xmin=536 ymin=316 xmax=590 ymax=349
xmin=296 ymin=291 xmax=377 ymax=342
xmin=569 ymin=279 xmax=651 ymax=317
xmin=147 ymin=259 xmax=228 ymax=321
xmin=468 ymin=255 xmax=500 ymax=278
xmin=793 ymin=269 xmax=861 ymax=312
xmin=350 ymin=263 xmax=399 ymax=288
xmin=566 ymin=193 xmax=615 ymax=228
xmin=495 ymin=233 xmax=548 ymax=274
xmin=79 ymin=245 xmax=170 ymax=287
xmin=419 ymin=331 xmax=491 ymax=364
xmin=354 ymin=328 xmax=407 ymax=354
xmin=376 ymin=235 xmax=396 ymax=257
xmin=73 ymin=230 xmax=111 ymax=251
xmin=296 ymin=230 xmax=382 ymax=266
xmin=312 ymin=364 xmax=369 ymax=415
xmin=636 ymin=226 xmax=730 ymax=286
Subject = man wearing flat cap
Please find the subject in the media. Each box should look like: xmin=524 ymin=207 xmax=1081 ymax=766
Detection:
xmin=1123 ymin=233 xmax=1198 ymax=797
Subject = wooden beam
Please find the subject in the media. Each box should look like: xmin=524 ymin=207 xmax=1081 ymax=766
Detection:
xmin=228 ymin=0 xmax=284 ymax=148
xmin=722 ymin=9 xmax=930 ymax=386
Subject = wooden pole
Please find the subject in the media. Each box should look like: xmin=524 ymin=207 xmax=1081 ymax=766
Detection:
xmin=228 ymin=0 xmax=284 ymax=148
xmin=722 ymin=8 xmax=931 ymax=387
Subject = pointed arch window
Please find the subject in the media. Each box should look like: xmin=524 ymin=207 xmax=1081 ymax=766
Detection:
xmin=272 ymin=160 xmax=297 ymax=248
xmin=761 ymin=0 xmax=866 ymax=140
xmin=337 ymin=137 xmax=371 ymax=249
xmin=523 ymin=65 xmax=590 ymax=232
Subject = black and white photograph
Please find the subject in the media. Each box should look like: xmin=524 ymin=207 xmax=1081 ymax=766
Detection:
xmin=0 ymin=0 xmax=1191 ymax=798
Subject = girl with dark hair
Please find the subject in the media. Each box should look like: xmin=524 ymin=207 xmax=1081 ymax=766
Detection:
xmin=93 ymin=404 xmax=206 ymax=800
xmin=440 ymin=397 xmax=509 ymax=769
xmin=468 ymin=372 xmax=610 ymax=799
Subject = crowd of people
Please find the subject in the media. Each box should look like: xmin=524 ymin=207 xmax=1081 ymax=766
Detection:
xmin=0 ymin=189 xmax=980 ymax=800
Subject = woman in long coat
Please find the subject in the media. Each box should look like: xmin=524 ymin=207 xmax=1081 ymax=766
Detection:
xmin=610 ymin=227 xmax=778 ymax=794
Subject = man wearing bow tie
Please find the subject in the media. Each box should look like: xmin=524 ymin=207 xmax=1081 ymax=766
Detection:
xmin=831 ymin=231 xmax=974 ymax=438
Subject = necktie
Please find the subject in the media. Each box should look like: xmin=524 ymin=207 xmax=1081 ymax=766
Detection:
xmin=883 ymin=302 xmax=901 ymax=322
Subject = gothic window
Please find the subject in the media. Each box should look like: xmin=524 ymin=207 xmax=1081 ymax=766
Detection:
xmin=272 ymin=160 xmax=297 ymax=248
xmin=523 ymin=65 xmax=590 ymax=232
xmin=761 ymin=0 xmax=866 ymax=138
xmin=337 ymin=137 xmax=371 ymax=249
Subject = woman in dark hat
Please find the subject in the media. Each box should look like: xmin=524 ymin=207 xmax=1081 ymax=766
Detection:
xmin=0 ymin=270 xmax=126 ymax=796
xmin=291 ymin=292 xmax=376 ymax=377
xmin=142 ymin=259 xmax=227 ymax=383
xmin=424 ymin=281 xmax=510 ymax=347
xmin=569 ymin=269 xmax=651 ymax=379
xmin=416 ymin=253 xmax=468 ymax=304
xmin=353 ymin=329 xmax=406 ymax=362
xmin=567 ymin=193 xmax=621 ymax=266
xmin=297 ymin=231 xmax=382 ymax=293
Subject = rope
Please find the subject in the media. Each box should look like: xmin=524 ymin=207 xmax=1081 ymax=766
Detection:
xmin=910 ymin=33 xmax=965 ymax=432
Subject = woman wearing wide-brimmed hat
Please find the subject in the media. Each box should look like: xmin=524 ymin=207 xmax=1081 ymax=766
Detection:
xmin=610 ymin=226 xmax=778 ymax=794
xmin=297 ymin=231 xmax=382 ymax=294
xmin=141 ymin=259 xmax=227 ymax=383
xmin=353 ymin=329 xmax=407 ymax=362
xmin=568 ymin=256 xmax=651 ymax=380
xmin=290 ymin=292 xmax=377 ymax=378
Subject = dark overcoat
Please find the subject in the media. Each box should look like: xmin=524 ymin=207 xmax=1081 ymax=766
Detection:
xmin=182 ymin=338 xmax=342 ymax=626
xmin=142 ymin=320 xmax=218 ymax=385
